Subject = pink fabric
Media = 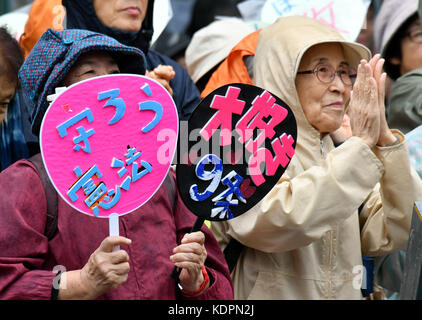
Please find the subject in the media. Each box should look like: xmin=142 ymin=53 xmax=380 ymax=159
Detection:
xmin=0 ymin=159 xmax=233 ymax=300
xmin=40 ymin=75 xmax=179 ymax=218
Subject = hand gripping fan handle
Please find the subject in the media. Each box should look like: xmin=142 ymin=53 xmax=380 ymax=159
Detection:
xmin=171 ymin=217 xmax=205 ymax=280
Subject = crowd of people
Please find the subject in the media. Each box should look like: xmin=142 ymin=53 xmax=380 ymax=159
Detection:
xmin=0 ymin=0 xmax=422 ymax=300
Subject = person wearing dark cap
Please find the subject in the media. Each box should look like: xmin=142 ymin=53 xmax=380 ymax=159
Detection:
xmin=0 ymin=28 xmax=233 ymax=300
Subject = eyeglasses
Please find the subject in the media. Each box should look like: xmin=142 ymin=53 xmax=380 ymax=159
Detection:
xmin=297 ymin=64 xmax=357 ymax=86
xmin=406 ymin=28 xmax=422 ymax=44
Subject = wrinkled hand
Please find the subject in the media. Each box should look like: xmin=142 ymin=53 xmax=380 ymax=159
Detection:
xmin=146 ymin=64 xmax=175 ymax=96
xmin=170 ymin=231 xmax=208 ymax=293
xmin=78 ymin=236 xmax=131 ymax=299
xmin=367 ymin=54 xmax=396 ymax=146
xmin=348 ymin=59 xmax=380 ymax=148
xmin=330 ymin=113 xmax=352 ymax=144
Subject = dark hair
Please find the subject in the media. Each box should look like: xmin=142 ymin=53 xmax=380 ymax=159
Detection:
xmin=0 ymin=27 xmax=24 ymax=86
xmin=384 ymin=13 xmax=419 ymax=80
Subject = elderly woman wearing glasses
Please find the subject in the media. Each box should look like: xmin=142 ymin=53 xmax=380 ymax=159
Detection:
xmin=210 ymin=16 xmax=422 ymax=300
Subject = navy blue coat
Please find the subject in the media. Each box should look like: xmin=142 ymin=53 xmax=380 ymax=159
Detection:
xmin=147 ymin=50 xmax=200 ymax=121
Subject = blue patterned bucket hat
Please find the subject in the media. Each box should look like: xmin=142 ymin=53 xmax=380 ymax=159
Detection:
xmin=19 ymin=28 xmax=147 ymax=135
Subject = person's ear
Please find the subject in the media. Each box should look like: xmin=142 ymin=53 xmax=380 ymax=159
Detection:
xmin=389 ymin=57 xmax=401 ymax=66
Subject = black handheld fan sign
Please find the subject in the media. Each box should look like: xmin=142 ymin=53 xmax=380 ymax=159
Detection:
xmin=172 ymin=83 xmax=297 ymax=279
xmin=177 ymin=83 xmax=297 ymax=221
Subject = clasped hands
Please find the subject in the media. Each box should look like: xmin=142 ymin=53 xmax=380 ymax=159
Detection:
xmin=333 ymin=54 xmax=397 ymax=148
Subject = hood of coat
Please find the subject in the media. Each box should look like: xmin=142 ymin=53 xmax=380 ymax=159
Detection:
xmin=253 ymin=16 xmax=371 ymax=168
xmin=62 ymin=0 xmax=154 ymax=54
xmin=18 ymin=28 xmax=147 ymax=136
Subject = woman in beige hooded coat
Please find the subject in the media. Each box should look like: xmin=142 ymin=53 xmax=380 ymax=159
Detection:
xmin=210 ymin=16 xmax=422 ymax=299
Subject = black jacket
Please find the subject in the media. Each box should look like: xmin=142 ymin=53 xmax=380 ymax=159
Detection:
xmin=62 ymin=0 xmax=200 ymax=121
